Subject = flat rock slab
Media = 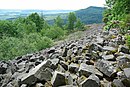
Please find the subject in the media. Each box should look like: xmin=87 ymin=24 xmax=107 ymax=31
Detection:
xmin=103 ymin=46 xmax=117 ymax=52
xmin=95 ymin=60 xmax=117 ymax=77
xmin=102 ymin=54 xmax=115 ymax=60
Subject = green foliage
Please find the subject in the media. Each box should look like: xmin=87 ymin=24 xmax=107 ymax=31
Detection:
xmin=54 ymin=15 xmax=64 ymax=29
xmin=75 ymin=18 xmax=84 ymax=30
xmin=125 ymin=34 xmax=130 ymax=48
xmin=0 ymin=34 xmax=53 ymax=60
xmin=67 ymin=12 xmax=77 ymax=30
xmin=0 ymin=12 xmax=85 ymax=60
xmin=27 ymin=13 xmax=45 ymax=32
xmin=0 ymin=20 xmax=17 ymax=37
xmin=41 ymin=26 xmax=65 ymax=39
xmin=76 ymin=6 xmax=105 ymax=24
xmin=104 ymin=0 xmax=130 ymax=33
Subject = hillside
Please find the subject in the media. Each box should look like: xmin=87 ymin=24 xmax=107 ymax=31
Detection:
xmin=46 ymin=6 xmax=105 ymax=25
xmin=75 ymin=6 xmax=105 ymax=24
xmin=1 ymin=24 xmax=130 ymax=87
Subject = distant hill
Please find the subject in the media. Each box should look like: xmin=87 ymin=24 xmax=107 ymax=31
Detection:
xmin=0 ymin=6 xmax=105 ymax=24
xmin=75 ymin=6 xmax=105 ymax=24
xmin=46 ymin=6 xmax=105 ymax=25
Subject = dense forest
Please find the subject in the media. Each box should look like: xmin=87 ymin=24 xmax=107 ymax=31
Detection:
xmin=75 ymin=6 xmax=105 ymax=24
xmin=0 ymin=12 xmax=84 ymax=60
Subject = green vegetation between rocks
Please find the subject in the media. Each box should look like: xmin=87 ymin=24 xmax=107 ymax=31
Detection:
xmin=103 ymin=0 xmax=130 ymax=48
xmin=0 ymin=12 xmax=84 ymax=60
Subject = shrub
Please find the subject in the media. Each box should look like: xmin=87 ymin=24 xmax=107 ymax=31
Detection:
xmin=126 ymin=34 xmax=130 ymax=48
xmin=0 ymin=33 xmax=53 ymax=60
xmin=41 ymin=26 xmax=66 ymax=39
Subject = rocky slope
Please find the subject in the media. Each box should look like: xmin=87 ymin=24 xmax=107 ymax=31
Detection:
xmin=0 ymin=24 xmax=130 ymax=87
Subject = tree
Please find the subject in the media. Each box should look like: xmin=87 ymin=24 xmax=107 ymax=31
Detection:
xmin=27 ymin=13 xmax=44 ymax=32
xmin=67 ymin=12 xmax=77 ymax=30
xmin=103 ymin=0 xmax=130 ymax=32
xmin=54 ymin=15 xmax=64 ymax=29
xmin=75 ymin=18 xmax=84 ymax=29
xmin=0 ymin=20 xmax=17 ymax=37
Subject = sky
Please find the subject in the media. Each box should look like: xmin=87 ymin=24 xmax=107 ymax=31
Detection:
xmin=0 ymin=0 xmax=106 ymax=10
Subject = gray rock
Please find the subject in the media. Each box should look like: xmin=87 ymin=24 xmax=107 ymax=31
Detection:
xmin=78 ymin=63 xmax=95 ymax=77
xmin=79 ymin=74 xmax=100 ymax=87
xmin=103 ymin=46 xmax=117 ymax=53
xmin=20 ymin=60 xmax=52 ymax=85
xmin=35 ymin=83 xmax=44 ymax=87
xmin=68 ymin=63 xmax=79 ymax=74
xmin=95 ymin=60 xmax=117 ymax=77
xmin=116 ymin=56 xmax=130 ymax=69
xmin=59 ymin=85 xmax=77 ymax=87
xmin=89 ymin=43 xmax=103 ymax=53
xmin=47 ymin=47 xmax=55 ymax=54
xmin=91 ymin=51 xmax=100 ymax=59
xmin=96 ymin=36 xmax=104 ymax=46
xmin=118 ymin=45 xmax=130 ymax=54
xmin=112 ymin=79 xmax=125 ymax=87
xmin=102 ymin=54 xmax=115 ymax=61
xmin=51 ymin=71 xmax=66 ymax=87
xmin=20 ymin=84 xmax=27 ymax=87
xmin=123 ymin=68 xmax=130 ymax=78
xmin=0 ymin=62 xmax=8 ymax=74
xmin=50 ymin=58 xmax=59 ymax=70
xmin=62 ymin=47 xmax=68 ymax=57
xmin=121 ymin=78 xmax=130 ymax=87
xmin=60 ymin=61 xmax=68 ymax=71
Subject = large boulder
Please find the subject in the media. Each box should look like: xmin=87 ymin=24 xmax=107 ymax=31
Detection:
xmin=78 ymin=63 xmax=95 ymax=77
xmin=20 ymin=60 xmax=52 ymax=85
xmin=51 ymin=71 xmax=66 ymax=87
xmin=112 ymin=79 xmax=125 ymax=87
xmin=79 ymin=74 xmax=100 ymax=87
xmin=95 ymin=60 xmax=117 ymax=77
xmin=123 ymin=68 xmax=130 ymax=78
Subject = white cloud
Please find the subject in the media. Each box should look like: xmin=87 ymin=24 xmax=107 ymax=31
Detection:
xmin=0 ymin=0 xmax=106 ymax=10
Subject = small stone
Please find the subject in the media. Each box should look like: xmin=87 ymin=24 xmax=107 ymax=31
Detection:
xmin=89 ymin=43 xmax=103 ymax=53
xmin=102 ymin=54 xmax=115 ymax=61
xmin=47 ymin=47 xmax=55 ymax=54
xmin=103 ymin=46 xmax=117 ymax=53
xmin=62 ymin=47 xmax=68 ymax=57
xmin=20 ymin=84 xmax=27 ymax=87
xmin=50 ymin=58 xmax=59 ymax=70
xmin=35 ymin=83 xmax=44 ymax=87
xmin=51 ymin=71 xmax=66 ymax=87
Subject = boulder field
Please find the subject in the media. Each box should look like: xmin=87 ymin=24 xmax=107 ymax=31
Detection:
xmin=0 ymin=25 xmax=130 ymax=87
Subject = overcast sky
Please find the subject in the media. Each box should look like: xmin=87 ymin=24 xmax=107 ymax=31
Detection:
xmin=0 ymin=0 xmax=106 ymax=10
